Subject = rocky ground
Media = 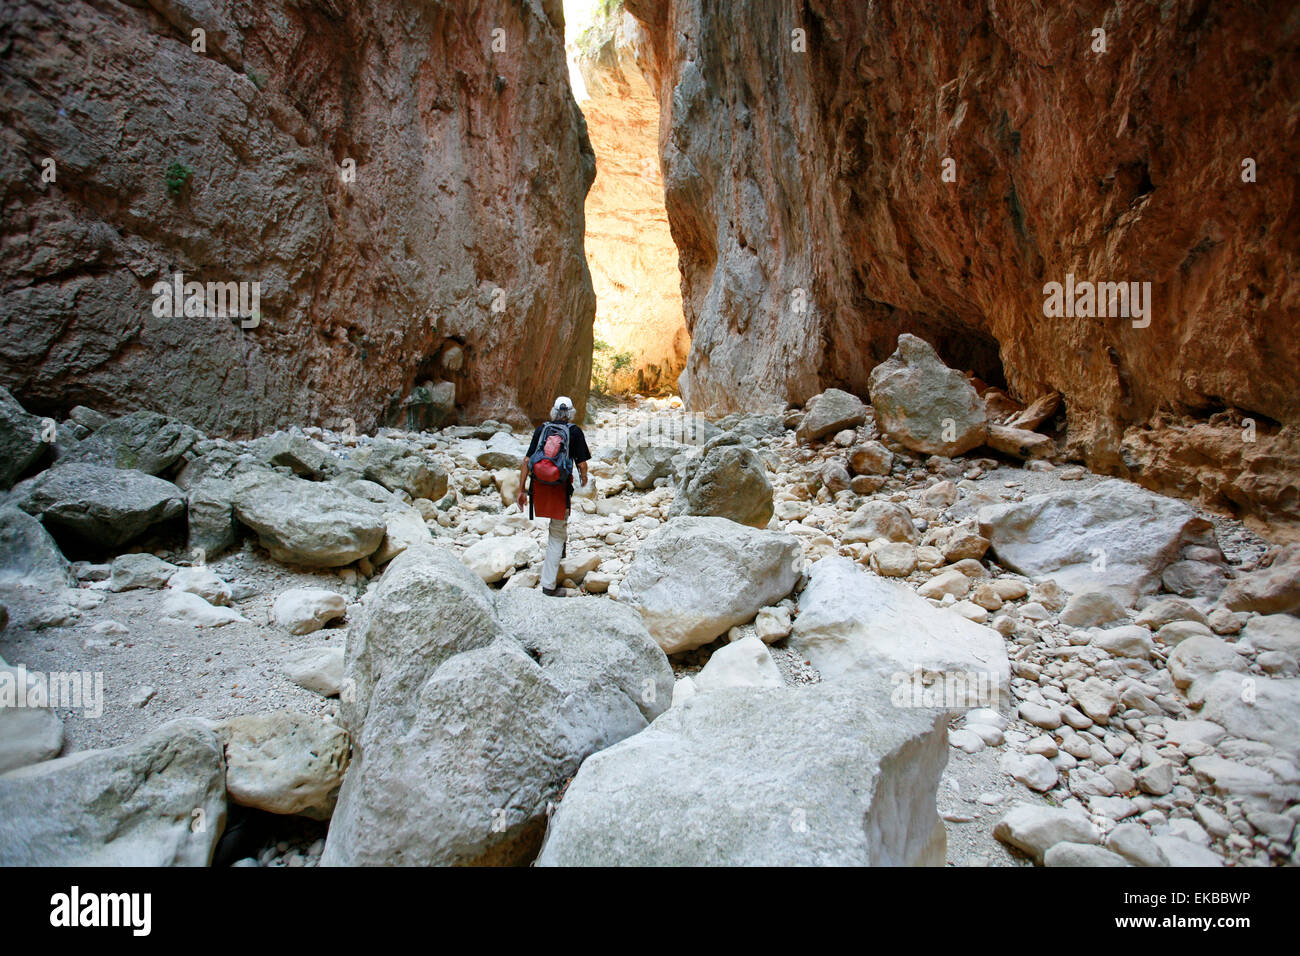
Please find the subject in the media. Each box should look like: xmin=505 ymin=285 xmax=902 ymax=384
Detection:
xmin=2 ymin=374 xmax=1298 ymax=867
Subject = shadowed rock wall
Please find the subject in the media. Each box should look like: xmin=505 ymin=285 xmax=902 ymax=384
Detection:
xmin=626 ymin=0 xmax=1300 ymax=529
xmin=0 ymin=0 xmax=596 ymax=433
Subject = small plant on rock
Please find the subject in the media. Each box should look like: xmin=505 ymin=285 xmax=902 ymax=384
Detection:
xmin=590 ymin=338 xmax=635 ymax=396
xmin=164 ymin=162 xmax=193 ymax=200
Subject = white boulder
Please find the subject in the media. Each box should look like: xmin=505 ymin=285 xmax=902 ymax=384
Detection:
xmin=282 ymin=646 xmax=345 ymax=696
xmin=167 ymin=566 xmax=232 ymax=606
xmin=219 ymin=711 xmax=350 ymax=819
xmin=0 ymin=718 xmax=225 ymax=865
xmin=537 ymin=686 xmax=948 ymax=866
xmin=695 ymin=636 xmax=783 ymax=691
xmin=978 ymin=480 xmax=1215 ymax=601
xmin=461 ymin=534 xmax=539 ymax=584
xmin=273 ymin=588 xmax=347 ymax=635
xmin=791 ymin=557 xmax=1009 ymax=708
xmin=160 ymin=589 xmax=246 ymax=628
xmin=616 ymin=517 xmax=801 ymax=654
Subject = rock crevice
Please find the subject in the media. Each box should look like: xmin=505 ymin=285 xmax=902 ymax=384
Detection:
xmin=624 ymin=0 xmax=1300 ymax=528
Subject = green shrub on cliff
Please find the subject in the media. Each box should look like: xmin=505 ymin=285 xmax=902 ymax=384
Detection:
xmin=164 ymin=162 xmax=192 ymax=200
xmin=591 ymin=338 xmax=634 ymax=395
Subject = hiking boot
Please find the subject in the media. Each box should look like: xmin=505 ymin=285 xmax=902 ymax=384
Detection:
xmin=542 ymin=586 xmax=562 ymax=597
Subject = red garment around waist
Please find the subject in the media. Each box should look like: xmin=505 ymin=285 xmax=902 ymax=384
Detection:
xmin=531 ymin=481 xmax=568 ymax=519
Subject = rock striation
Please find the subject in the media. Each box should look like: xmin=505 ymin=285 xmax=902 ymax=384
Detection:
xmin=0 ymin=0 xmax=596 ymax=434
xmin=624 ymin=0 xmax=1300 ymax=529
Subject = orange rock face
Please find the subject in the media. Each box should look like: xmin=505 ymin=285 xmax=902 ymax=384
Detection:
xmin=573 ymin=10 xmax=688 ymax=394
xmin=0 ymin=0 xmax=595 ymax=433
xmin=626 ymin=0 xmax=1300 ymax=530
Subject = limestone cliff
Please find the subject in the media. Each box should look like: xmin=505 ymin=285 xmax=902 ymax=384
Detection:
xmin=626 ymin=0 xmax=1300 ymax=529
xmin=0 ymin=0 xmax=595 ymax=434
xmin=572 ymin=6 xmax=687 ymax=394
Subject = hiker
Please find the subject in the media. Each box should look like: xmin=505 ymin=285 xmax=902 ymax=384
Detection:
xmin=516 ymin=396 xmax=591 ymax=596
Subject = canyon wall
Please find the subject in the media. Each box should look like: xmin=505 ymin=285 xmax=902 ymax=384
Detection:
xmin=626 ymin=0 xmax=1300 ymax=529
xmin=572 ymin=9 xmax=688 ymax=394
xmin=0 ymin=0 xmax=595 ymax=434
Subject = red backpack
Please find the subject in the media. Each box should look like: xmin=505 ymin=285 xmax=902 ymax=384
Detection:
xmin=528 ymin=422 xmax=573 ymax=485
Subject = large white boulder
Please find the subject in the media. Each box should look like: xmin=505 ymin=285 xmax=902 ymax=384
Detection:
xmin=867 ymin=334 xmax=987 ymax=456
xmin=536 ymin=686 xmax=947 ymax=866
xmin=320 ymin=546 xmax=672 ymax=866
xmin=1197 ymin=672 xmax=1300 ymax=757
xmin=616 ymin=517 xmax=801 ymax=654
xmin=993 ymin=803 xmax=1102 ymax=864
xmin=0 ymin=718 xmax=226 ymax=865
xmin=791 ymin=557 xmax=1009 ymax=707
xmin=0 ymin=506 xmax=74 ymax=591
xmin=232 ymin=470 xmax=387 ymax=567
xmin=978 ymin=479 xmax=1215 ymax=601
xmin=218 ymin=711 xmax=349 ymax=819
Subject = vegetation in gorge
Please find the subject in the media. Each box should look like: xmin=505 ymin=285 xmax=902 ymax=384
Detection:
xmin=590 ymin=338 xmax=635 ymax=395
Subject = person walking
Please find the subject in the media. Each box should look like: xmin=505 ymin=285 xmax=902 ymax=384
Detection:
xmin=516 ymin=396 xmax=591 ymax=596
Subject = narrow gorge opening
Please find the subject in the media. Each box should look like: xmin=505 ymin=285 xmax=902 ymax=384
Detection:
xmin=3 ymin=0 xmax=1298 ymax=880
xmin=564 ymin=1 xmax=689 ymax=400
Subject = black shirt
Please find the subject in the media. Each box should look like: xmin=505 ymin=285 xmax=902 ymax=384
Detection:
xmin=525 ymin=420 xmax=591 ymax=464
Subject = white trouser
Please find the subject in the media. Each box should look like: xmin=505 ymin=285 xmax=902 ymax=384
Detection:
xmin=541 ymin=517 xmax=567 ymax=589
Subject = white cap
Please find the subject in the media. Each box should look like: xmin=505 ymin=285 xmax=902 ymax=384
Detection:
xmin=551 ymin=396 xmax=574 ymax=420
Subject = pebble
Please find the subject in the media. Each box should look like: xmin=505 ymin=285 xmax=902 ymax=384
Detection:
xmin=1001 ymin=752 xmax=1058 ymax=792
xmin=1026 ymin=734 xmax=1058 ymax=757
xmin=1136 ymin=761 xmax=1176 ymax=796
xmin=1018 ymin=701 xmax=1062 ymax=730
xmin=949 ymin=729 xmax=986 ymax=754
